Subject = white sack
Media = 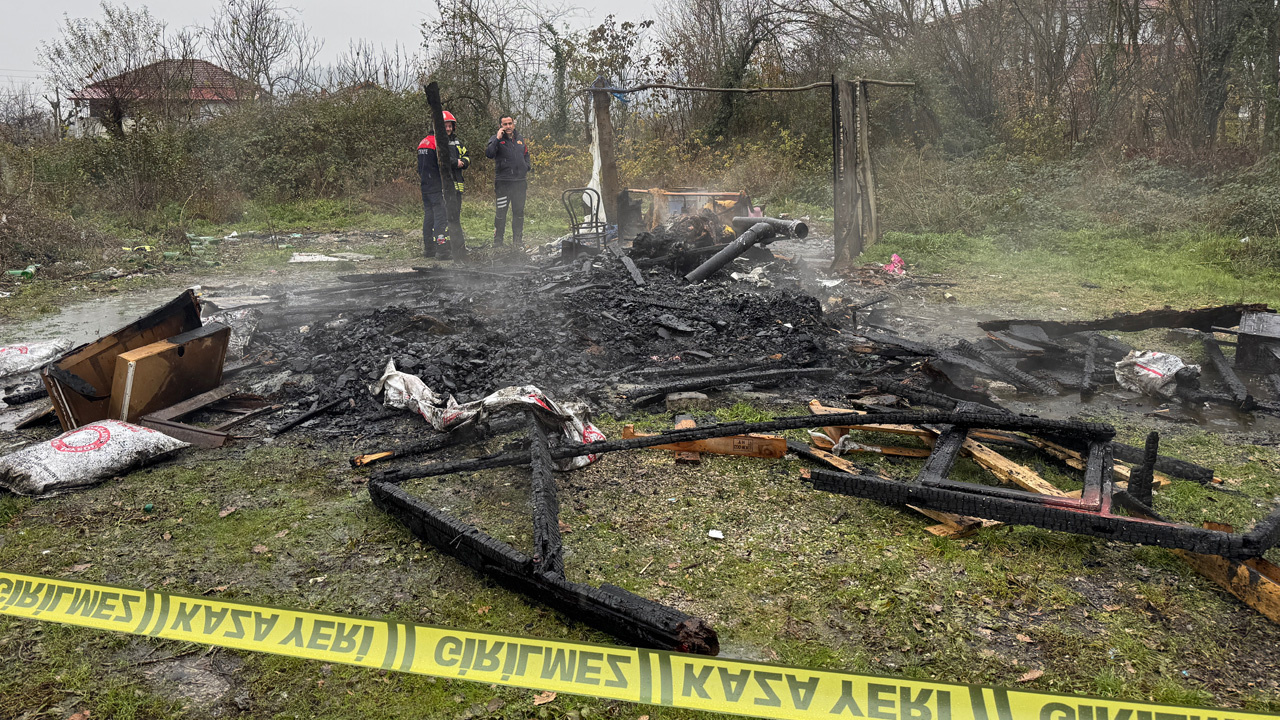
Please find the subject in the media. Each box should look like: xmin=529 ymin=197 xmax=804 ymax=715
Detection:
xmin=0 ymin=420 xmax=188 ymax=497
xmin=1115 ymin=350 xmax=1199 ymax=399
xmin=0 ymin=339 xmax=71 ymax=380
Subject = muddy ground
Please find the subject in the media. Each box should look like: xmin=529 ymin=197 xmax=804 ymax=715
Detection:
xmin=2 ymin=231 xmax=1280 ymax=719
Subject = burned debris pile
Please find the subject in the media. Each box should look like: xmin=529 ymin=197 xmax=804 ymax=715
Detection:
xmin=246 ymin=256 xmax=841 ymax=421
xmin=6 ymin=236 xmax=1280 ymax=652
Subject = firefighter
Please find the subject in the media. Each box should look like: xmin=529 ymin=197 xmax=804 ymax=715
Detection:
xmin=417 ymin=111 xmax=470 ymax=259
xmin=485 ymin=115 xmax=531 ymax=248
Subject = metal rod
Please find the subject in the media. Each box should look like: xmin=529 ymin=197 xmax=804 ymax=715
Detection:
xmin=730 ymin=216 xmax=808 ymax=238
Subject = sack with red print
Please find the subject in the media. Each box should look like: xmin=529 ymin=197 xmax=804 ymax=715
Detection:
xmin=0 ymin=338 xmax=71 ymax=380
xmin=0 ymin=420 xmax=188 ymax=497
xmin=1114 ymin=350 xmax=1200 ymax=399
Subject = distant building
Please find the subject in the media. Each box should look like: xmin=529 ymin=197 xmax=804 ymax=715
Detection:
xmin=68 ymin=59 xmax=260 ymax=137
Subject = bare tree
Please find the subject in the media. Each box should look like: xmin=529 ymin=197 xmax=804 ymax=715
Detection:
xmin=328 ymin=40 xmax=422 ymax=92
xmin=205 ymin=0 xmax=323 ymax=99
xmin=38 ymin=1 xmax=168 ymax=137
xmin=0 ymin=85 xmax=53 ymax=145
xmin=657 ymin=0 xmax=793 ymax=141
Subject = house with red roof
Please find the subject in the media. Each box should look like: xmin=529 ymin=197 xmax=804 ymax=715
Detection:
xmin=68 ymin=59 xmax=261 ymax=137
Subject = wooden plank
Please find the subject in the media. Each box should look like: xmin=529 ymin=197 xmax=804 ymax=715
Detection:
xmin=856 ymin=79 xmax=880 ymax=247
xmin=1171 ymin=551 xmax=1280 ymax=623
xmin=808 ymin=400 xmax=1062 ymax=494
xmin=1025 ymin=436 xmax=1173 ymax=488
xmin=673 ymin=416 xmax=700 ymax=465
xmin=832 ymin=78 xmax=862 ymax=265
xmin=961 ymin=438 xmax=1066 ymax=497
xmin=798 ymin=447 xmax=985 ymax=536
xmin=622 ymin=425 xmax=786 ymax=458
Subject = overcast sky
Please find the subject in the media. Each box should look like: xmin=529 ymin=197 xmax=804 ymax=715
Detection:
xmin=0 ymin=0 xmax=657 ymax=90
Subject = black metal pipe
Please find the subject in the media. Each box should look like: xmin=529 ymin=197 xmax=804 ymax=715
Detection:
xmin=730 ymin=216 xmax=809 ymax=239
xmin=684 ymin=222 xmax=775 ymax=282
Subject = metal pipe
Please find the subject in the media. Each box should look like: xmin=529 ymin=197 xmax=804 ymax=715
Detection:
xmin=683 ymin=222 xmax=775 ymax=283
xmin=730 ymin=216 xmax=808 ymax=239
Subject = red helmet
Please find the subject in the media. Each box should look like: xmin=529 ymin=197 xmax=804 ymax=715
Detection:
xmin=442 ymin=111 xmax=456 ymax=123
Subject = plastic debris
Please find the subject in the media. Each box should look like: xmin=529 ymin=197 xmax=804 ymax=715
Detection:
xmin=1115 ymin=350 xmax=1200 ymax=398
xmin=707 ymin=529 xmax=724 ymax=540
xmin=729 ymin=266 xmax=773 ymax=287
xmin=882 ymin=253 xmax=905 ymax=275
xmin=204 ymin=308 xmax=262 ymax=359
xmin=371 ymin=359 xmax=605 ymax=471
xmin=0 ymin=420 xmax=188 ymax=497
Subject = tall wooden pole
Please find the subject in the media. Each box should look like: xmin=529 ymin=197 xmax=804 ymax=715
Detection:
xmin=832 ymin=78 xmax=862 ymax=267
xmin=424 ymin=82 xmax=466 ymax=259
xmin=857 ymin=79 xmax=880 ymax=247
xmin=591 ymin=76 xmax=621 ymax=225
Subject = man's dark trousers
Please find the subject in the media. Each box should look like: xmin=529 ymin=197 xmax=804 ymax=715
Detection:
xmin=494 ymin=178 xmax=527 ymax=246
xmin=422 ymin=189 xmax=448 ymax=256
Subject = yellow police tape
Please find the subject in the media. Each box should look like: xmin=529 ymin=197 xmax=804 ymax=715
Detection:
xmin=1 ymin=570 xmax=1273 ymax=720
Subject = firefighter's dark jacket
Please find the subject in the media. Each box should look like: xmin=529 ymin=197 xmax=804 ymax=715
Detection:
xmin=417 ymin=133 xmax=469 ymax=193
xmin=485 ymin=130 xmax=531 ymax=181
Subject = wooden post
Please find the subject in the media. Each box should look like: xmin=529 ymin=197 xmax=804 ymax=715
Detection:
xmin=591 ymin=76 xmax=621 ymax=225
xmin=832 ymin=78 xmax=862 ymax=267
xmin=857 ymin=79 xmax=880 ymax=247
xmin=424 ymin=82 xmax=466 ymax=259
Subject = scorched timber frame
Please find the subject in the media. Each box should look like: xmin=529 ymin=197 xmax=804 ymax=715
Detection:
xmin=368 ymin=408 xmax=1280 ymax=655
xmin=369 ymin=409 xmax=1112 ymax=654
xmin=802 ymin=406 xmax=1280 ymax=560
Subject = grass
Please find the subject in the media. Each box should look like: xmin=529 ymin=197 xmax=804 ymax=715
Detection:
xmin=864 ymin=228 xmax=1280 ymax=317
xmin=4 ymin=405 xmax=1280 ymax=718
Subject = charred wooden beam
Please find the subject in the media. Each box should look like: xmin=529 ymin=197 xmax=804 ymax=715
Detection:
xmin=424 ymin=82 xmax=466 ymax=259
xmin=629 ymin=367 xmax=835 ymax=407
xmin=1128 ymin=431 xmax=1159 ymax=507
xmin=1109 ymin=442 xmax=1213 ymax=484
xmin=804 ymin=468 xmax=1257 ymax=558
xmin=954 ymin=339 xmax=1059 ymax=396
xmin=350 ymin=416 xmax=524 ymax=467
xmin=368 ymin=479 xmax=717 ymax=654
xmin=916 ymin=425 xmax=966 ymax=484
xmin=1202 ymin=334 xmax=1255 ymax=410
xmin=374 ymin=410 xmax=1115 ymax=485
xmin=527 ymin=413 xmax=565 ymax=576
xmin=980 ymin=304 xmax=1269 ymax=337
xmin=1081 ymin=334 xmax=1099 ymax=396
xmin=274 ymin=397 xmax=349 ymax=436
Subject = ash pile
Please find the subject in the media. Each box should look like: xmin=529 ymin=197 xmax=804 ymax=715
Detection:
xmin=244 ymin=256 xmax=847 ymax=429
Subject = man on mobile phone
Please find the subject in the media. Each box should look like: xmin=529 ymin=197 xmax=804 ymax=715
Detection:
xmin=485 ymin=115 xmax=531 ymax=248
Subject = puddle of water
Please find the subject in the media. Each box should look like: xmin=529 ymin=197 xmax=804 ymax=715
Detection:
xmin=0 ymin=286 xmax=195 ymax=347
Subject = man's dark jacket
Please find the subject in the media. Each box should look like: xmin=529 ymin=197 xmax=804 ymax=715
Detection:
xmin=485 ymin=130 xmax=531 ymax=181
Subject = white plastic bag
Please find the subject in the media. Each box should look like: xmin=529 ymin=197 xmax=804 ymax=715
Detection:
xmin=0 ymin=420 xmax=189 ymax=497
xmin=371 ymin=360 xmax=606 ymax=470
xmin=1115 ymin=350 xmax=1199 ymax=398
xmin=204 ymin=308 xmax=261 ymax=359
xmin=0 ymin=339 xmax=71 ymax=380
